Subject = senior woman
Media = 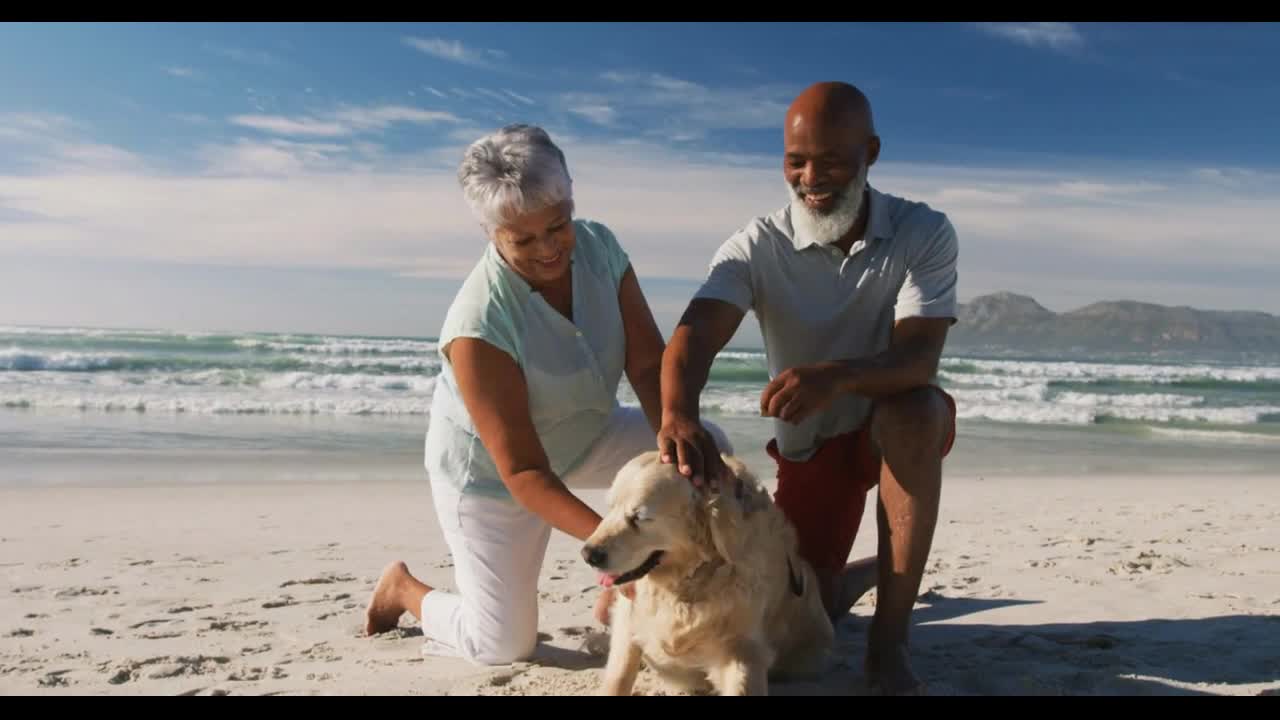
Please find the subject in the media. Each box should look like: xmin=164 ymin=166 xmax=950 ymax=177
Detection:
xmin=363 ymin=124 xmax=731 ymax=665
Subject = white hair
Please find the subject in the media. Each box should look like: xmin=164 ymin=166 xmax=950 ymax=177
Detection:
xmin=456 ymin=124 xmax=573 ymax=229
xmin=787 ymin=162 xmax=868 ymax=247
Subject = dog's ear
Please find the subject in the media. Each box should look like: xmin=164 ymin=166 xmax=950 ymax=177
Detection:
xmin=705 ymin=458 xmax=749 ymax=565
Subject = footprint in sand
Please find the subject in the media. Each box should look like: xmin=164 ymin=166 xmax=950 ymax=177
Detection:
xmin=7 ymin=628 xmax=34 ymax=638
xmin=24 ymin=613 xmax=49 ymax=620
xmin=139 ymin=631 xmax=186 ymax=640
xmin=128 ymin=559 xmax=154 ymax=566
xmin=38 ymin=670 xmax=73 ymax=687
xmin=225 ymin=666 xmax=288 ymax=682
xmin=261 ymin=595 xmax=298 ymax=609
xmin=280 ymin=574 xmax=355 ymax=588
xmin=129 ymin=618 xmax=178 ymax=630
xmin=167 ymin=605 xmax=212 ymax=614
xmin=91 ymin=628 xmax=114 ymax=636
xmin=1108 ymin=550 xmax=1191 ymax=576
xmin=12 ymin=585 xmax=44 ymax=595
xmin=207 ymin=619 xmax=269 ymax=632
xmin=105 ymin=655 xmax=231 ymax=684
xmin=55 ymin=586 xmax=117 ymax=599
xmin=297 ymin=642 xmax=340 ymax=662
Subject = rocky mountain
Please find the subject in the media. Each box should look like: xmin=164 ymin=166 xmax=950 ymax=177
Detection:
xmin=948 ymin=292 xmax=1280 ymax=361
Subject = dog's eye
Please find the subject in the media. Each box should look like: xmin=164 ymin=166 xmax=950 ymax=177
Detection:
xmin=626 ymin=512 xmax=641 ymax=529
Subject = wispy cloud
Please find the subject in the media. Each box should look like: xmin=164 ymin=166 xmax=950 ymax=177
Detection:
xmin=562 ymin=71 xmax=793 ymax=135
xmin=567 ymin=104 xmax=617 ymax=126
xmin=164 ymin=66 xmax=198 ymax=79
xmin=206 ymin=44 xmax=285 ymax=68
xmin=1193 ymin=167 xmax=1261 ymax=187
xmin=402 ymin=36 xmax=506 ymax=69
xmin=423 ymin=86 xmax=447 ymax=99
xmin=0 ymin=112 xmax=77 ymax=141
xmin=502 ymin=89 xmax=535 ymax=106
xmin=973 ymin=22 xmax=1085 ymax=53
xmin=230 ymin=115 xmax=349 ymax=138
xmin=199 ymin=139 xmax=351 ymax=176
xmin=229 ymin=104 xmax=461 ymax=138
xmin=332 ymin=105 xmax=460 ymax=131
xmin=475 ymin=88 xmax=518 ymax=107
xmin=0 ymin=113 xmax=144 ymax=173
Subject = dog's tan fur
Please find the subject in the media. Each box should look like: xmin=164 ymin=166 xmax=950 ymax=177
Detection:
xmin=585 ymin=451 xmax=834 ymax=696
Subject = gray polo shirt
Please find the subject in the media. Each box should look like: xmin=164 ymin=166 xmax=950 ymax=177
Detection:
xmin=693 ymin=185 xmax=959 ymax=461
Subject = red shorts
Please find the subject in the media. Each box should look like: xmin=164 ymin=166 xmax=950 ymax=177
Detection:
xmin=768 ymin=387 xmax=957 ymax=576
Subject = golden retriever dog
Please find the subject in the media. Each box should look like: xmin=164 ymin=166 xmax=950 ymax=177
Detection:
xmin=582 ymin=451 xmax=834 ymax=696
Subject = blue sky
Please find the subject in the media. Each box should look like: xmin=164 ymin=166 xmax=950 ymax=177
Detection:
xmin=1 ymin=22 xmax=1278 ymax=343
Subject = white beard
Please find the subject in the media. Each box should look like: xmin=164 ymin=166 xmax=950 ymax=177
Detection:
xmin=787 ymin=164 xmax=868 ymax=247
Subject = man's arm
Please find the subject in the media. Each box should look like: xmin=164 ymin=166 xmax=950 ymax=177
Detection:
xmin=759 ymin=317 xmax=949 ymax=423
xmin=447 ymin=338 xmax=602 ymax=541
xmin=658 ymin=298 xmax=745 ymax=484
xmin=842 ymin=316 xmax=950 ymax=398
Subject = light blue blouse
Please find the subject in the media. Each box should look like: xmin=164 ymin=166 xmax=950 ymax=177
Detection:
xmin=425 ymin=219 xmax=632 ymax=499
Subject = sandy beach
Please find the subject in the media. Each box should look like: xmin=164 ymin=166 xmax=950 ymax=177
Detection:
xmin=3 ymin=462 xmax=1278 ymax=696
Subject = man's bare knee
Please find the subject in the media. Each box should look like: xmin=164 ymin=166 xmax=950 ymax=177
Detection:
xmin=871 ymin=387 xmax=949 ymax=455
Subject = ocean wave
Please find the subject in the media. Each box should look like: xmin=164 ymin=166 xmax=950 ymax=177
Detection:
xmin=285 ymin=354 xmax=440 ymax=373
xmin=0 ymin=348 xmax=440 ymax=377
xmin=0 ymin=391 xmax=433 ymax=416
xmin=957 ymin=402 xmax=1279 ymax=426
xmin=258 ymin=372 xmax=436 ymax=393
xmin=945 ymin=358 xmax=1280 ymax=384
xmin=1052 ymin=391 xmax=1204 ymax=408
xmin=233 ymin=337 xmax=437 ymax=355
xmin=1146 ymin=427 xmax=1280 ymax=444
xmin=0 ymin=349 xmax=122 ymax=371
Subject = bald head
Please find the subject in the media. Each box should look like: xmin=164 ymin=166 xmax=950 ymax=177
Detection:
xmin=786 ymin=82 xmax=876 ymax=140
xmin=782 ymin=82 xmax=881 ymax=249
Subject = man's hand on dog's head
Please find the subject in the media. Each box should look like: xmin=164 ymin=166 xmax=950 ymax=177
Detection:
xmin=657 ymin=413 xmax=726 ymax=490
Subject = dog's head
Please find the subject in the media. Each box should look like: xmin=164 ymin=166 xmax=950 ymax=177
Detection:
xmin=581 ymin=451 xmax=761 ymax=588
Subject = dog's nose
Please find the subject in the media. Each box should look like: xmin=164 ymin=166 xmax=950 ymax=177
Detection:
xmin=581 ymin=545 xmax=607 ymax=568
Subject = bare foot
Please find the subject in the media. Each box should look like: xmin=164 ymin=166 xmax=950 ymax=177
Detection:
xmin=865 ymin=642 xmax=926 ymax=696
xmin=365 ymin=561 xmax=411 ymax=636
xmin=828 ymin=558 xmax=878 ymax=624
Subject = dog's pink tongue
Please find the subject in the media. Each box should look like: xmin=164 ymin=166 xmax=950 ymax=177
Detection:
xmin=598 ymin=573 xmax=617 ymax=588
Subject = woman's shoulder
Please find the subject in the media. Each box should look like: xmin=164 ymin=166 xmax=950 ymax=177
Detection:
xmin=572 ymin=218 xmax=630 ymax=284
xmin=438 ymin=249 xmax=528 ymax=356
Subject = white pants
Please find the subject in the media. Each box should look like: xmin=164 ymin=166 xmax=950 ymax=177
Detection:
xmin=420 ymin=405 xmax=731 ymax=665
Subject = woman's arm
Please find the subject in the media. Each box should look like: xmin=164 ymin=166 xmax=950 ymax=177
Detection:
xmin=445 ymin=337 xmax=602 ymax=542
xmin=616 ymin=265 xmax=666 ymax=434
